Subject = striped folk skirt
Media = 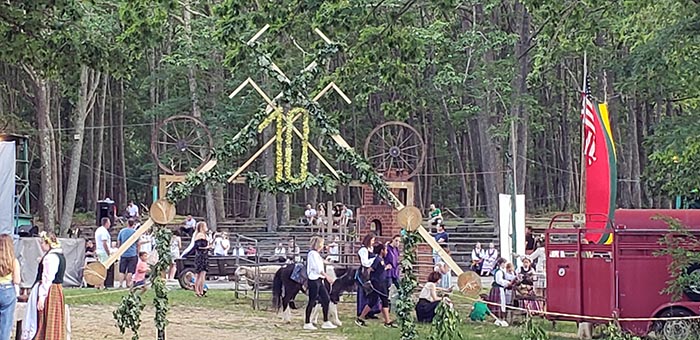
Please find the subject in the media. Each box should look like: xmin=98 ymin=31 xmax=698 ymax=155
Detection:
xmin=36 ymin=284 xmax=65 ymax=340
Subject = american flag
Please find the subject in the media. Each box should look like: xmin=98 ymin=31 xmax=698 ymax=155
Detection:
xmin=582 ymin=78 xmax=597 ymax=166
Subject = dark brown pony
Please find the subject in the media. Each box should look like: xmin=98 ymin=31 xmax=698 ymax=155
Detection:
xmin=272 ymin=264 xmax=357 ymax=323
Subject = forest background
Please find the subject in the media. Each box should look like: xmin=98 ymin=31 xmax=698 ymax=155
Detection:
xmin=1 ymin=0 xmax=698 ymax=235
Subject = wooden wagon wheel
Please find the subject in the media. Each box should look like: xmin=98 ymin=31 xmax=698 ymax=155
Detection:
xmin=363 ymin=121 xmax=426 ymax=181
xmin=151 ymin=115 xmax=213 ymax=175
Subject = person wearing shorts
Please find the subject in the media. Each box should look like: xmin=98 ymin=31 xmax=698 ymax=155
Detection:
xmin=132 ymin=252 xmax=151 ymax=292
xmin=117 ymin=219 xmax=140 ymax=288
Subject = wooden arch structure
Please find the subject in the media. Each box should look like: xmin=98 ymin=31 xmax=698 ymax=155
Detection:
xmin=85 ymin=24 xmax=463 ymax=288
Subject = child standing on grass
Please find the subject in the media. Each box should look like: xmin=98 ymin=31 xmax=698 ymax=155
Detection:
xmin=132 ymin=252 xmax=151 ymax=293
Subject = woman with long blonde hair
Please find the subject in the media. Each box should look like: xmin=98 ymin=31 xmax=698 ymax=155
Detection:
xmin=0 ymin=234 xmax=20 ymax=340
xmin=22 ymin=232 xmax=66 ymax=340
xmin=193 ymin=222 xmax=211 ymax=297
xmin=304 ymin=236 xmax=335 ymax=330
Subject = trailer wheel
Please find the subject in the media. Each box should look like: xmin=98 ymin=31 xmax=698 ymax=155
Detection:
xmin=178 ymin=267 xmax=196 ymax=290
xmin=655 ymin=308 xmax=698 ymax=340
xmin=684 ymin=263 xmax=700 ymax=302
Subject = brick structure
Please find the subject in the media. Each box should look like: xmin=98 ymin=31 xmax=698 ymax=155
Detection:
xmin=356 ymin=183 xmax=433 ymax=281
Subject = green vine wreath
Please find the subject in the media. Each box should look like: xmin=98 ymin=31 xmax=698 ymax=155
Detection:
xmin=166 ymin=38 xmax=400 ymax=207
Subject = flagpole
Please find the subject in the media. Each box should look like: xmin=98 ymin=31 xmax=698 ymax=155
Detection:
xmin=579 ymin=52 xmax=587 ymax=214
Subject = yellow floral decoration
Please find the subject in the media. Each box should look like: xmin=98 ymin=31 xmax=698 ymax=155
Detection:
xmin=258 ymin=107 xmax=310 ymax=183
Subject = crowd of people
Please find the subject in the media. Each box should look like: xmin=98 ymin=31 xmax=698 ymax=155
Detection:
xmin=303 ymin=202 xmax=354 ymax=233
xmin=83 ymin=199 xmax=546 ymax=330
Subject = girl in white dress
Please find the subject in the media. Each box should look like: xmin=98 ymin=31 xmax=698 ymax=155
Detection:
xmin=480 ymin=243 xmax=499 ymax=276
xmin=486 ymin=258 xmax=509 ymax=318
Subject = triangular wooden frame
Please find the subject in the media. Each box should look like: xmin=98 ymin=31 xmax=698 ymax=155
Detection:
xmin=223 ymin=25 xmax=465 ymax=277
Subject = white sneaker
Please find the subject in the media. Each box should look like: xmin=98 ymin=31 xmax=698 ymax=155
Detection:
xmin=303 ymin=323 xmax=317 ymax=330
xmin=321 ymin=321 xmax=337 ymax=329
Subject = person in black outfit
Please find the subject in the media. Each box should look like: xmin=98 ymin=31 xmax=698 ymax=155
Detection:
xmin=356 ymin=243 xmax=397 ymax=328
xmin=525 ymin=226 xmax=536 ymax=254
xmin=192 ymin=222 xmax=211 ymax=297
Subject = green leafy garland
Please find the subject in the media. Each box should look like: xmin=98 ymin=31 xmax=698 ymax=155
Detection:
xmin=166 ymin=38 xmax=400 ymax=207
xmin=397 ymin=230 xmax=420 ymax=340
xmin=430 ymin=299 xmax=463 ymax=340
xmin=114 ymin=226 xmax=172 ymax=339
xmin=152 ymin=226 xmax=173 ymax=339
xmin=655 ymin=216 xmax=700 ymax=301
xmin=114 ymin=292 xmax=145 ymax=340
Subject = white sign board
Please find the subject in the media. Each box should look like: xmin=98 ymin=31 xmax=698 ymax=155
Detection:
xmin=0 ymin=141 xmax=16 ymax=234
xmin=499 ymin=194 xmax=526 ymax=266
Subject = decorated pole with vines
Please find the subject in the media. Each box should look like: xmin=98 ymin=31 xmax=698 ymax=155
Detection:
xmin=114 ymin=223 xmax=173 ymax=340
xmin=152 ymin=226 xmax=173 ymax=340
xmin=397 ymin=230 xmax=420 ymax=340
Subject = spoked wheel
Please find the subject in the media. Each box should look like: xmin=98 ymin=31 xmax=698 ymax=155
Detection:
xmin=662 ymin=320 xmax=698 ymax=340
xmin=653 ymin=308 xmax=700 ymax=340
xmin=151 ymin=115 xmax=213 ymax=175
xmin=363 ymin=121 xmax=426 ymax=181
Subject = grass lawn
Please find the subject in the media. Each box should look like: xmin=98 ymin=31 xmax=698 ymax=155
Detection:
xmin=64 ymin=288 xmax=578 ymax=340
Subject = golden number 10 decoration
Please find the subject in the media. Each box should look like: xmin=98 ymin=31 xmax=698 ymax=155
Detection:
xmin=258 ymin=107 xmax=310 ymax=183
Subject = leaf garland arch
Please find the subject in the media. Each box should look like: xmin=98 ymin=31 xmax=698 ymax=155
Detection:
xmin=166 ymin=40 xmax=400 ymax=208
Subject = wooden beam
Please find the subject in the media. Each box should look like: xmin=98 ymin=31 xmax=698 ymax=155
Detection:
xmin=417 ymin=225 xmax=464 ymax=276
xmin=227 ymin=136 xmax=276 ymax=183
xmin=247 ymin=24 xmax=270 ymax=45
xmin=228 ymin=110 xmax=306 ymax=182
xmin=103 ymin=219 xmax=154 ymax=267
xmin=314 ymin=28 xmax=332 ymax=44
xmin=285 ymin=117 xmax=340 ymax=179
xmin=331 ymin=134 xmax=352 ymax=150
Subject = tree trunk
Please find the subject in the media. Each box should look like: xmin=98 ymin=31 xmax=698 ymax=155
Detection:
xmin=214 ymin=185 xmax=226 ymax=221
xmin=59 ymin=66 xmax=101 ymax=235
xmin=263 ymin=126 xmax=277 ymax=231
xmin=511 ymin=1 xmax=531 ymax=195
xmin=183 ymin=0 xmax=217 ymax=230
xmin=53 ymin=89 xmax=62 ymax=223
xmin=23 ymin=64 xmax=57 ymax=232
xmin=439 ymin=96 xmax=470 ymax=217
xmin=278 ymin=194 xmax=290 ymax=226
xmin=116 ymin=81 xmax=127 ymax=208
xmin=94 ymin=77 xmax=108 ymax=205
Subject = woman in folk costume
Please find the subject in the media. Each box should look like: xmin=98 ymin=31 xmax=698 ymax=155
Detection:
xmin=487 ymin=258 xmax=509 ymax=319
xmin=519 ymin=238 xmax=546 ymax=296
xmin=470 ymin=242 xmax=484 ymax=272
xmin=480 ymin=242 xmax=499 ymax=276
xmin=22 ymin=232 xmax=66 ymax=340
xmin=356 ymin=233 xmax=380 ymax=318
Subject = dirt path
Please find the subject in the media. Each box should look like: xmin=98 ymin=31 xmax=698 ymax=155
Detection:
xmin=70 ymin=305 xmax=348 ymax=340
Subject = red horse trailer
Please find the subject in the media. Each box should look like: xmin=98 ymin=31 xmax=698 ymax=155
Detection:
xmin=545 ymin=209 xmax=700 ymax=338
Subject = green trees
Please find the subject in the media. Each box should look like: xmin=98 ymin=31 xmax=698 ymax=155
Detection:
xmin=1 ymin=0 xmax=699 ymax=231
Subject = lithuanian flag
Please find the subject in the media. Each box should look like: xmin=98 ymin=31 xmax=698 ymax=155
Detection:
xmin=583 ymin=95 xmax=617 ymax=244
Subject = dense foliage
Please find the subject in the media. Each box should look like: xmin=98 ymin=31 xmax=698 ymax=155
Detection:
xmin=656 ymin=217 xmax=700 ymax=301
xmin=1 ymin=0 xmax=700 ymax=229
xmin=397 ymin=230 xmax=421 ymax=339
xmin=430 ymin=299 xmax=463 ymax=340
xmin=114 ymin=292 xmax=145 ymax=340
